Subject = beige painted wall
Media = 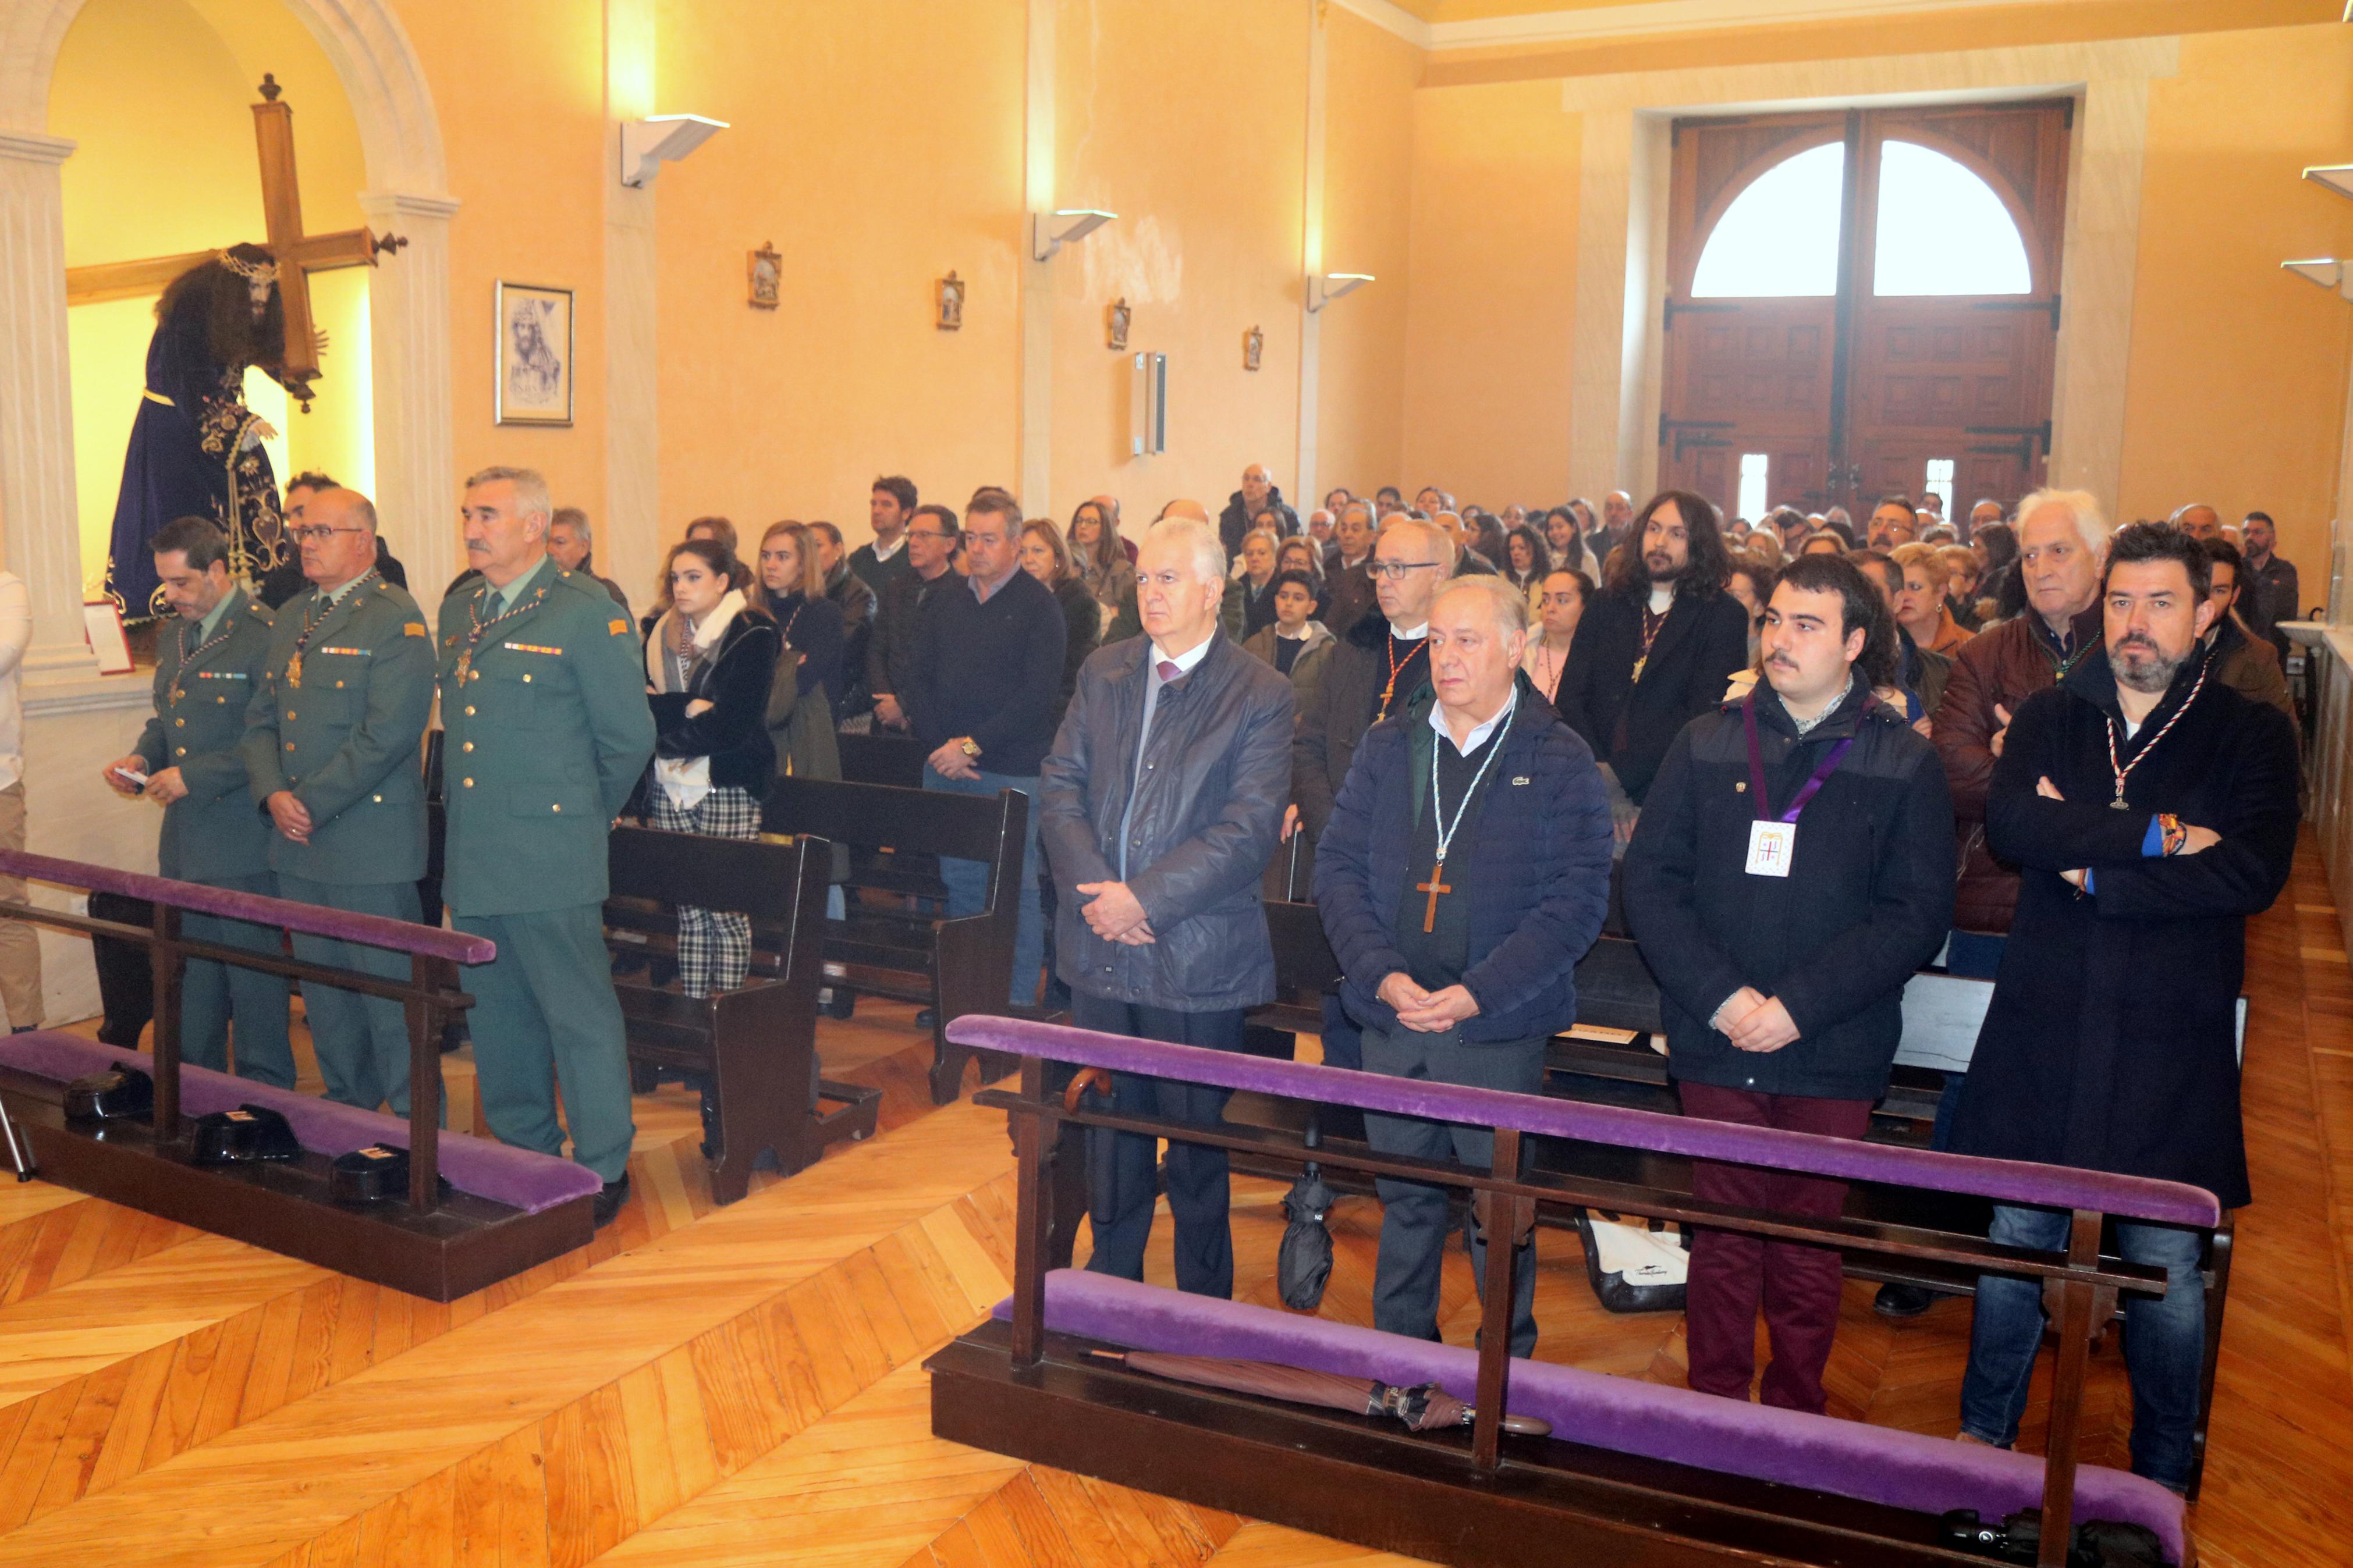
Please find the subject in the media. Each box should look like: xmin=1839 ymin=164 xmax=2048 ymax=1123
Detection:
xmin=652 ymin=0 xmax=1025 ymax=567
xmin=2116 ymin=22 xmax=2353 ymax=579
xmin=395 ymin=0 xmax=612 ymax=571
xmin=1399 ymin=77 xmax=1581 ymax=507
xmin=1315 ymin=6 xmax=1424 ymax=503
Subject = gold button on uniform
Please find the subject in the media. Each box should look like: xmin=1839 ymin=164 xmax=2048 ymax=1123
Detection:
xmin=463 ymin=741 xmax=474 ymax=752
xmin=463 ymin=778 xmax=474 ymax=788
xmin=285 ymin=742 xmax=296 ymax=751
xmin=174 ymin=718 xmax=184 ymax=727
xmin=175 ymin=747 xmax=186 ymax=756
xmin=286 ymin=711 xmax=295 ymax=720
xmin=463 ymin=705 xmax=475 ymax=717
xmin=522 ymin=673 xmax=533 ymax=684
xmin=551 ymin=803 xmax=562 ymax=812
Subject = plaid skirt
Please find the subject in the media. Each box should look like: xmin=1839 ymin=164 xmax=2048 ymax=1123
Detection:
xmin=647 ymin=784 xmax=762 ymax=997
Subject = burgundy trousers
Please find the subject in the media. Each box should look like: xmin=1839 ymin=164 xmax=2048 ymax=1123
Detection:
xmin=1677 ymin=1082 xmax=1873 ymax=1414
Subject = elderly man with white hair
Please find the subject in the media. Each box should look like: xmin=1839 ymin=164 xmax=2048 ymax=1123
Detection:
xmin=1314 ymin=574 xmax=1613 ymax=1353
xmin=1933 ymin=488 xmax=2112 ymax=942
xmin=1039 ymin=514 xmax=1297 ymax=1299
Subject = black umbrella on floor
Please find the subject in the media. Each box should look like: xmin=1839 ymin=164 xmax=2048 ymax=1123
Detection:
xmin=1277 ymin=1117 xmax=1335 ymax=1311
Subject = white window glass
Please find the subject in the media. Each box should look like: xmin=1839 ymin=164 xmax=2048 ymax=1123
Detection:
xmin=1872 ymin=141 xmax=2032 ymax=296
xmin=1737 ymin=454 xmax=1770 ymax=524
xmin=1923 ymin=458 xmax=1955 ymax=522
xmin=1691 ymin=142 xmax=1846 ymax=298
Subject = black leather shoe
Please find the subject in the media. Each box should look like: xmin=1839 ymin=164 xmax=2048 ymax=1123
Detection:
xmin=1873 ymin=1281 xmax=1936 ymax=1319
xmin=592 ymin=1174 xmax=631 ymax=1229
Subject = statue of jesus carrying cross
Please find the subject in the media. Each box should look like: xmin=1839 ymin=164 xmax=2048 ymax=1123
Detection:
xmin=95 ymin=75 xmax=402 ymax=621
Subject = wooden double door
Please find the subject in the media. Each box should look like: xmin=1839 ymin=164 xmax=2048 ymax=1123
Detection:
xmin=1659 ymin=102 xmax=2070 ymax=521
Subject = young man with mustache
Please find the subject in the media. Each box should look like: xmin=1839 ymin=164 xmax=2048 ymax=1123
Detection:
xmin=1623 ymin=552 xmax=1954 ymax=1416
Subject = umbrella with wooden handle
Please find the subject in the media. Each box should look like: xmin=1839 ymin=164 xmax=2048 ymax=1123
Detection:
xmin=1088 ymin=1349 xmax=1553 ymax=1437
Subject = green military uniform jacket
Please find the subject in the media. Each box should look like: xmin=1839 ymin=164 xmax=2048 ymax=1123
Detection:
xmin=133 ymin=587 xmax=278 ymax=884
xmin=436 ymin=559 xmax=655 ymax=916
xmin=239 ymin=573 xmax=434 ymax=885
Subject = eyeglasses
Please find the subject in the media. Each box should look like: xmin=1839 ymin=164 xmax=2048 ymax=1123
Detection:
xmin=289 ymin=525 xmax=366 ymax=543
xmin=906 ymin=529 xmax=957 ymax=542
xmin=1368 ymin=560 xmax=1442 ymax=582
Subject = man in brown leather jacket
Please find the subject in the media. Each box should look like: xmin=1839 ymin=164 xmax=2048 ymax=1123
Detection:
xmin=1932 ymin=489 xmax=2109 ymax=943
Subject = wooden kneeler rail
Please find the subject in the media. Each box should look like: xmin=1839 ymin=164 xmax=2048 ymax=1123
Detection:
xmin=0 ymin=849 xmax=600 ymax=1300
xmin=931 ymin=1016 xmax=2213 ymax=1568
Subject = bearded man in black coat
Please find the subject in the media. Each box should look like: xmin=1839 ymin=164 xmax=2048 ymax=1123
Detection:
xmin=1951 ymin=522 xmax=2299 ymax=1494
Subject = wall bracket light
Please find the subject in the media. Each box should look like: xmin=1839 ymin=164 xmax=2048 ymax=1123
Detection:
xmin=2283 ymin=258 xmax=2353 ymax=301
xmin=621 ymin=115 xmax=728 ymax=188
xmin=1031 ymin=209 xmax=1117 ymax=262
xmin=1305 ymin=272 xmax=1374 ymax=313
xmin=2305 ymin=163 xmax=2353 ymax=200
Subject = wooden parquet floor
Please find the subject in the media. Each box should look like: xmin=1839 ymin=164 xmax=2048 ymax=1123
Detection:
xmin=2 ymin=837 xmax=2351 ymax=1565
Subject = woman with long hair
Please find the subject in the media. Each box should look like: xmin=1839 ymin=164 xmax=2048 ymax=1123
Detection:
xmin=751 ymin=521 xmax=847 ymax=720
xmin=1020 ymin=518 xmax=1103 ymax=727
xmin=1973 ymin=518 xmax=2021 ymax=622
xmin=1522 ymin=567 xmax=1591 ymax=706
xmin=641 ymin=540 xmax=780 ymax=1003
xmin=1503 ymin=523 xmax=1553 ymax=592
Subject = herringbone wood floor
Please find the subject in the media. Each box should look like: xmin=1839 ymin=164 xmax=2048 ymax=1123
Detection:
xmin=1 ymin=835 xmax=2349 ymax=1566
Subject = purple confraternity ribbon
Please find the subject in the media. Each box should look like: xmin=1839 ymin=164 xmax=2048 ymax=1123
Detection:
xmin=1742 ymin=688 xmax=1868 ymax=824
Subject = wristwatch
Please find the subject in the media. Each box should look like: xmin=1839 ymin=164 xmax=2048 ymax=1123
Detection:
xmin=959 ymin=738 xmax=982 ymax=760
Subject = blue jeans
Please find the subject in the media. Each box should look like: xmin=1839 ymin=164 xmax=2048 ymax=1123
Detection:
xmin=1960 ymin=1204 xmax=2207 ymax=1491
xmin=922 ymin=765 xmax=1044 ymax=1009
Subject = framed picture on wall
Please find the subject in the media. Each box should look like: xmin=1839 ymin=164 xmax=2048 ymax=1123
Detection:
xmin=494 ymin=282 xmax=573 ymax=426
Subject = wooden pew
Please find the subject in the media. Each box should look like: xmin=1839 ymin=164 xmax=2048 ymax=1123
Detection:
xmin=939 ymin=1016 xmax=2204 ymax=1568
xmin=761 ymin=776 xmax=1028 ymax=1103
xmin=603 ymin=826 xmax=881 ymax=1204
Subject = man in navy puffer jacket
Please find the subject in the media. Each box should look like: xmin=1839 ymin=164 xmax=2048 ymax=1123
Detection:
xmin=1315 ymin=577 xmax=1614 ymax=1354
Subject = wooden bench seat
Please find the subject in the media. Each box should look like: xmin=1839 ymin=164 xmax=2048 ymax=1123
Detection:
xmin=605 ymin=826 xmax=880 ymax=1204
xmin=762 ymin=775 xmax=1028 ymax=1103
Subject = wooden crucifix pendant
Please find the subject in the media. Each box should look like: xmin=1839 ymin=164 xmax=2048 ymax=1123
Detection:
xmin=1417 ymin=858 xmax=1452 ymax=934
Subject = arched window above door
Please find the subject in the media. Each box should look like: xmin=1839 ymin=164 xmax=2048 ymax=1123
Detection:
xmin=1690 ymin=141 xmax=1845 ymax=298
xmin=1872 ymin=140 xmax=2033 ymax=296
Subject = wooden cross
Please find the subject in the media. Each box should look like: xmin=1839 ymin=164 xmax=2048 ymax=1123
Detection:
xmin=1417 ymin=862 xmax=1452 ymax=934
xmin=62 ymin=74 xmax=403 ymax=411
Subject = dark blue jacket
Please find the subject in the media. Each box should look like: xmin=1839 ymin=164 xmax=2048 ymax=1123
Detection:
xmin=1313 ymin=676 xmax=1614 ymax=1043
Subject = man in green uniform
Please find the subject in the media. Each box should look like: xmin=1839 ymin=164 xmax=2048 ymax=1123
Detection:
xmin=439 ymin=465 xmax=654 ymax=1226
xmin=239 ymin=488 xmax=435 ymax=1114
xmin=104 ymin=516 xmax=293 ymax=1086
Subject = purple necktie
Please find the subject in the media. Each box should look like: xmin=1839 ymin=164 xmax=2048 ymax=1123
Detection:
xmin=1157 ymin=660 xmax=1179 ymax=682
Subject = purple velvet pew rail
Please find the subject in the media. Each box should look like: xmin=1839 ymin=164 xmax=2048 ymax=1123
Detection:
xmin=992 ymin=1271 xmax=2188 ymax=1565
xmin=947 ymin=1016 xmax=2220 ymax=1228
xmin=0 ymin=849 xmax=495 ymax=965
xmin=0 ymin=1033 xmax=599 ymax=1214
xmin=952 ymin=1014 xmax=2201 ymax=1564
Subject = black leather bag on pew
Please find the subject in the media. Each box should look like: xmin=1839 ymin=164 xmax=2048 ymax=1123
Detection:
xmin=191 ymin=1105 xmax=302 ymax=1166
xmin=1940 ymin=1507 xmax=2168 ymax=1567
xmin=63 ymin=1066 xmax=152 ymax=1122
xmin=329 ymin=1143 xmax=450 ymax=1206
xmin=1571 ymin=1208 xmax=1691 ymax=1313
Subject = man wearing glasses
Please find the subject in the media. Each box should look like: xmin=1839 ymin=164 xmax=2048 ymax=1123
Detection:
xmin=865 ymin=504 xmax=963 ymax=732
xmin=239 ymin=487 xmax=435 ymax=1117
xmin=1289 ymin=517 xmax=1454 ymax=1074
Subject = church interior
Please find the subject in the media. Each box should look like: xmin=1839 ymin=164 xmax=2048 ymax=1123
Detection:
xmin=0 ymin=0 xmax=2351 ymax=1563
